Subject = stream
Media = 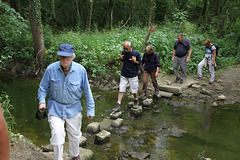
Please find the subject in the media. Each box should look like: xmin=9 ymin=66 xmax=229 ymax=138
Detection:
xmin=0 ymin=73 xmax=240 ymax=160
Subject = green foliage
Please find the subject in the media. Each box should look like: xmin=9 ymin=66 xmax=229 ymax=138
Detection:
xmin=42 ymin=24 xmax=239 ymax=78
xmin=0 ymin=91 xmax=15 ymax=132
xmin=0 ymin=1 xmax=34 ymax=70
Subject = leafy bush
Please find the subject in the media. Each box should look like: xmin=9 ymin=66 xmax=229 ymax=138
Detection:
xmin=0 ymin=1 xmax=34 ymax=70
xmin=42 ymin=24 xmax=240 ymax=78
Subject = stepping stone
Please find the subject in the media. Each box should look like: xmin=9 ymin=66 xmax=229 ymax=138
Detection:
xmin=94 ymin=130 xmax=111 ymax=145
xmin=158 ymin=91 xmax=173 ymax=98
xmin=127 ymin=102 xmax=134 ymax=108
xmin=111 ymin=118 xmax=124 ymax=128
xmin=192 ymin=84 xmax=201 ymax=89
xmin=158 ymin=85 xmax=182 ymax=95
xmin=130 ymin=106 xmax=143 ymax=117
xmin=79 ymin=136 xmax=87 ymax=148
xmin=86 ymin=122 xmax=100 ymax=134
xmin=99 ymin=118 xmax=112 ymax=131
xmin=142 ymin=98 xmax=153 ymax=106
xmin=110 ymin=111 xmax=122 ymax=119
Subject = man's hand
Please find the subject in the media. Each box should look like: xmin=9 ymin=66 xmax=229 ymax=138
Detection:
xmin=186 ymin=57 xmax=190 ymax=63
xmin=88 ymin=116 xmax=93 ymax=120
xmin=172 ymin=56 xmax=174 ymax=61
xmin=38 ymin=103 xmax=46 ymax=112
xmin=119 ymin=55 xmax=124 ymax=61
xmin=132 ymin=56 xmax=137 ymax=63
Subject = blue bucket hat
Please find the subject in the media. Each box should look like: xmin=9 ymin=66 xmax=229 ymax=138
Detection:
xmin=57 ymin=44 xmax=74 ymax=57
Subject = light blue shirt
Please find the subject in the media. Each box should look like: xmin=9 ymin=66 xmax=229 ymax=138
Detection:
xmin=205 ymin=45 xmax=216 ymax=55
xmin=38 ymin=61 xmax=95 ymax=119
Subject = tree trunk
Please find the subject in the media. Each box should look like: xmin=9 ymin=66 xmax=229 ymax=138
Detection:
xmin=147 ymin=0 xmax=153 ymax=29
xmin=51 ymin=0 xmax=55 ymax=18
xmin=87 ymin=0 xmax=94 ymax=30
xmin=28 ymin=0 xmax=45 ymax=75
xmin=201 ymin=0 xmax=208 ymax=17
xmin=109 ymin=0 xmax=114 ymax=30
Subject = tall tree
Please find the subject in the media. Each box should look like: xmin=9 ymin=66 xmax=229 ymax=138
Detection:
xmin=87 ymin=0 xmax=94 ymax=30
xmin=28 ymin=0 xmax=45 ymax=75
xmin=147 ymin=0 xmax=153 ymax=29
xmin=51 ymin=0 xmax=55 ymax=18
xmin=109 ymin=0 xmax=114 ymax=30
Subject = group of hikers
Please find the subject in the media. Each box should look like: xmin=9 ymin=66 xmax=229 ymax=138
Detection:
xmin=0 ymin=33 xmax=217 ymax=160
xmin=112 ymin=33 xmax=217 ymax=112
xmin=37 ymin=33 xmax=217 ymax=160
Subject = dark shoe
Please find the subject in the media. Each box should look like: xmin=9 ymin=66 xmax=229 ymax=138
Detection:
xmin=180 ymin=78 xmax=183 ymax=84
xmin=209 ymin=81 xmax=214 ymax=84
xmin=73 ymin=155 xmax=81 ymax=160
xmin=174 ymin=76 xmax=180 ymax=83
xmin=154 ymin=91 xmax=159 ymax=96
xmin=133 ymin=99 xmax=138 ymax=109
xmin=194 ymin=75 xmax=202 ymax=80
xmin=140 ymin=93 xmax=147 ymax=99
xmin=112 ymin=103 xmax=121 ymax=112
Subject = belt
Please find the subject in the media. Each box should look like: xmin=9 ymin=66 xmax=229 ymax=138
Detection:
xmin=50 ymin=98 xmax=79 ymax=105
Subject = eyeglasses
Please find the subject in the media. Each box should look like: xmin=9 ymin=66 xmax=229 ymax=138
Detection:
xmin=123 ymin=47 xmax=129 ymax=50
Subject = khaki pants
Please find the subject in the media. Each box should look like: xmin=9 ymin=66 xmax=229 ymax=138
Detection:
xmin=142 ymin=71 xmax=159 ymax=94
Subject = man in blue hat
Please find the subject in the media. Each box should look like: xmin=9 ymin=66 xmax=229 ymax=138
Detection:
xmin=38 ymin=44 xmax=95 ymax=160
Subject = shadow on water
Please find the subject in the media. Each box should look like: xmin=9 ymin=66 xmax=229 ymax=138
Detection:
xmin=0 ymin=73 xmax=240 ymax=159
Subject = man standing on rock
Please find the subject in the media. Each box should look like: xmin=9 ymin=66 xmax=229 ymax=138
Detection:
xmin=172 ymin=33 xmax=192 ymax=84
xmin=140 ymin=45 xmax=160 ymax=99
xmin=38 ymin=44 xmax=95 ymax=160
xmin=112 ymin=41 xmax=142 ymax=112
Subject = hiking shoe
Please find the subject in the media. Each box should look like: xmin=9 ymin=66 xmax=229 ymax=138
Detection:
xmin=180 ymin=78 xmax=183 ymax=84
xmin=112 ymin=103 xmax=121 ymax=112
xmin=174 ymin=76 xmax=180 ymax=83
xmin=133 ymin=99 xmax=138 ymax=109
xmin=194 ymin=75 xmax=202 ymax=80
xmin=154 ymin=91 xmax=159 ymax=96
xmin=209 ymin=81 xmax=214 ymax=84
xmin=140 ymin=93 xmax=147 ymax=99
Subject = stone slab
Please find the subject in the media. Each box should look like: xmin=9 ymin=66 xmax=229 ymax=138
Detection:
xmin=158 ymin=85 xmax=182 ymax=95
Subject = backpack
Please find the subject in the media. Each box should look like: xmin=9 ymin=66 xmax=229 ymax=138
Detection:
xmin=211 ymin=44 xmax=219 ymax=56
xmin=206 ymin=44 xmax=219 ymax=57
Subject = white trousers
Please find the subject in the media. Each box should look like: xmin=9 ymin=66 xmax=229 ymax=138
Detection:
xmin=197 ymin=57 xmax=215 ymax=83
xmin=48 ymin=112 xmax=82 ymax=160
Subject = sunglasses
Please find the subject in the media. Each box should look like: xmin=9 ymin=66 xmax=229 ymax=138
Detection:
xmin=123 ymin=47 xmax=129 ymax=50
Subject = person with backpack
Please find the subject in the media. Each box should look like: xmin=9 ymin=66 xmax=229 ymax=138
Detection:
xmin=112 ymin=41 xmax=142 ymax=112
xmin=196 ymin=39 xmax=217 ymax=84
xmin=140 ymin=45 xmax=160 ymax=99
xmin=172 ymin=33 xmax=192 ymax=84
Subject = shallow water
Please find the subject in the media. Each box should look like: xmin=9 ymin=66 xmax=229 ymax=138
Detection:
xmin=0 ymin=73 xmax=240 ymax=159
